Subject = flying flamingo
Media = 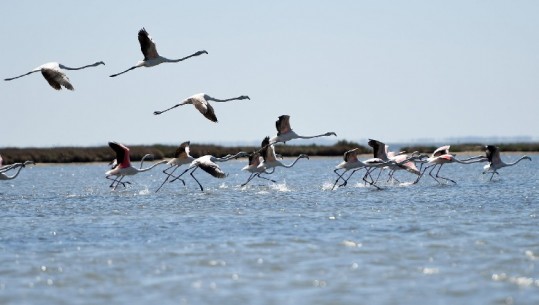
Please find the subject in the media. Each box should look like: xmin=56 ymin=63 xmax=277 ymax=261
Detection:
xmin=270 ymin=115 xmax=337 ymax=144
xmin=153 ymin=93 xmax=250 ymax=122
xmin=170 ymin=151 xmax=249 ymax=191
xmin=258 ymin=136 xmax=309 ymax=175
xmin=414 ymin=145 xmax=486 ymax=184
xmin=109 ymin=28 xmax=207 ymax=77
xmin=0 ymin=155 xmax=34 ymax=180
xmin=106 ymin=142 xmax=167 ymax=190
xmin=4 ymin=61 xmax=105 ymax=90
xmin=482 ymin=145 xmax=531 ymax=181
xmin=240 ymin=152 xmax=277 ymax=187
xmin=155 ymin=141 xmax=196 ymax=192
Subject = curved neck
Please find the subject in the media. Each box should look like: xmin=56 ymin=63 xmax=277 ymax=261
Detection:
xmin=506 ymin=156 xmax=530 ymax=166
xmin=282 ymin=156 xmax=304 ymax=168
xmin=138 ymin=160 xmax=167 ymax=172
xmin=0 ymin=166 xmax=23 ymax=180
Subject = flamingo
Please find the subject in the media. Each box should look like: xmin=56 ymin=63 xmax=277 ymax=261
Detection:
xmin=366 ymin=138 xmax=423 ymax=183
xmin=155 ymin=141 xmax=196 ymax=192
xmin=240 ymin=152 xmax=277 ymax=187
xmin=270 ymin=115 xmax=337 ymax=144
xmin=109 ymin=28 xmax=207 ymax=77
xmin=0 ymin=155 xmax=34 ymax=180
xmin=105 ymin=142 xmax=167 ymax=190
xmin=258 ymin=136 xmax=309 ymax=174
xmin=153 ymin=93 xmax=250 ymax=122
xmin=415 ymin=145 xmax=486 ymax=184
xmin=4 ymin=61 xmax=105 ymax=90
xmin=482 ymin=145 xmax=531 ymax=181
xmin=332 ymin=150 xmax=390 ymax=190
xmin=170 ymin=151 xmax=249 ymax=191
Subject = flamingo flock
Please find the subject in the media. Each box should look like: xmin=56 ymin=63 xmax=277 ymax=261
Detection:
xmin=2 ymin=27 xmax=533 ymax=190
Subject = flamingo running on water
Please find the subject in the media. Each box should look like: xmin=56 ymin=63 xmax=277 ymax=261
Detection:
xmin=482 ymin=145 xmax=531 ymax=181
xmin=4 ymin=61 xmax=105 ymax=90
xmin=414 ymin=145 xmax=485 ymax=184
xmin=0 ymin=155 xmax=34 ymax=180
xmin=240 ymin=152 xmax=277 ymax=187
xmin=106 ymin=142 xmax=167 ymax=190
xmin=109 ymin=28 xmax=207 ymax=77
xmin=270 ymin=115 xmax=337 ymax=144
xmin=170 ymin=151 xmax=249 ymax=191
xmin=153 ymin=93 xmax=250 ymax=122
xmin=258 ymin=137 xmax=309 ymax=178
xmin=155 ymin=141 xmax=195 ymax=192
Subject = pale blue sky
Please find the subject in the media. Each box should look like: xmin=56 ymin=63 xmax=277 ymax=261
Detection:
xmin=2 ymin=1 xmax=538 ymax=147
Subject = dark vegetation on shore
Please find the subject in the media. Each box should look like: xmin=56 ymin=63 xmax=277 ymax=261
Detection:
xmin=1 ymin=141 xmax=537 ymax=164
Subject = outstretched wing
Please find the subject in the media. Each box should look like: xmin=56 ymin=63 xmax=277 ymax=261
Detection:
xmin=194 ymin=100 xmax=218 ymax=122
xmin=275 ymin=115 xmax=291 ymax=136
xmin=344 ymin=148 xmax=359 ymax=162
xmin=41 ymin=68 xmax=73 ymax=90
xmin=174 ymin=141 xmax=191 ymax=158
xmin=432 ymin=145 xmax=450 ymax=157
xmin=368 ymin=139 xmax=387 ymax=159
xmin=138 ymin=28 xmax=159 ymax=60
xmin=198 ymin=162 xmax=226 ymax=178
xmin=485 ymin=145 xmax=501 ymax=164
xmin=108 ymin=142 xmax=130 ymax=167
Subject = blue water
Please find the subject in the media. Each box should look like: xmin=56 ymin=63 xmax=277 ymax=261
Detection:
xmin=1 ymin=155 xmax=538 ymax=305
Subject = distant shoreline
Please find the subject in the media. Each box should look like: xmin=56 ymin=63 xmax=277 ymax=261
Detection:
xmin=1 ymin=141 xmax=537 ymax=164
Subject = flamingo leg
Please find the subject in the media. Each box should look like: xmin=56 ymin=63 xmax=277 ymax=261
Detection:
xmin=156 ymin=165 xmax=185 ymax=192
xmin=189 ymin=167 xmax=204 ymax=191
xmin=257 ymin=174 xmax=276 ymax=183
xmin=338 ymin=168 xmax=362 ymax=188
xmin=241 ymin=173 xmax=257 ymax=187
xmin=434 ymin=164 xmax=456 ymax=184
xmin=170 ymin=167 xmax=192 ymax=183
xmin=332 ymin=169 xmax=348 ymax=190
xmin=362 ymin=168 xmax=381 ymax=190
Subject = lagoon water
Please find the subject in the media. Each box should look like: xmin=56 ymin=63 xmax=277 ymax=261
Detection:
xmin=1 ymin=155 xmax=538 ymax=305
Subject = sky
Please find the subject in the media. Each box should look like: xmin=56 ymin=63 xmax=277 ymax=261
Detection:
xmin=1 ymin=1 xmax=538 ymax=147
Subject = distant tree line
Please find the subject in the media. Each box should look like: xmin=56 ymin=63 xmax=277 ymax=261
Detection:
xmin=0 ymin=141 xmax=537 ymax=164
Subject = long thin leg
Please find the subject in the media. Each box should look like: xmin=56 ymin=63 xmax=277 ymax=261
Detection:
xmin=156 ymin=166 xmax=185 ymax=193
xmin=362 ymin=168 xmax=381 ymax=190
xmin=113 ymin=176 xmax=126 ymax=190
xmin=338 ymin=168 xmax=363 ymax=188
xmin=170 ymin=167 xmax=192 ymax=183
xmin=189 ymin=167 xmax=204 ymax=191
xmin=256 ymin=174 xmax=276 ymax=183
xmin=241 ymin=173 xmax=257 ymax=187
xmin=434 ymin=164 xmax=456 ymax=184
xmin=332 ymin=169 xmax=348 ymax=190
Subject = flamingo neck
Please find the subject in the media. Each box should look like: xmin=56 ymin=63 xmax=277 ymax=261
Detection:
xmin=60 ymin=62 xmax=102 ymax=70
xmin=505 ymin=156 xmax=530 ymax=167
xmin=0 ymin=166 xmax=24 ymax=180
xmin=281 ymin=156 xmax=304 ymax=168
xmin=138 ymin=160 xmax=167 ymax=172
xmin=205 ymin=96 xmax=243 ymax=103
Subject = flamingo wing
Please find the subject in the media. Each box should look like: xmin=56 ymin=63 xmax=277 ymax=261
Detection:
xmin=138 ymin=28 xmax=159 ymax=60
xmin=41 ymin=68 xmax=73 ymax=90
xmin=485 ymin=145 xmax=502 ymax=165
xmin=0 ymin=155 xmax=2 ymax=167
xmin=343 ymin=148 xmax=359 ymax=162
xmin=108 ymin=142 xmax=130 ymax=167
xmin=275 ymin=115 xmax=291 ymax=136
xmin=248 ymin=152 xmax=261 ymax=167
xmin=259 ymin=137 xmax=271 ymax=162
xmin=198 ymin=161 xmax=226 ymax=178
xmin=368 ymin=139 xmax=387 ymax=159
xmin=432 ymin=145 xmax=450 ymax=157
xmin=174 ymin=141 xmax=191 ymax=158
